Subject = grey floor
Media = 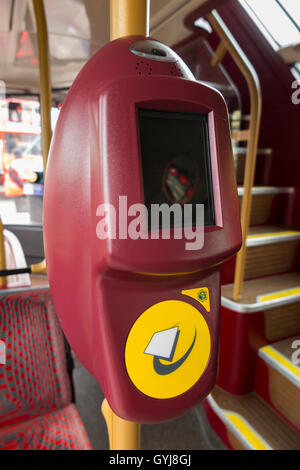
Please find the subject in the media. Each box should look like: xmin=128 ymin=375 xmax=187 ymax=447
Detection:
xmin=73 ymin=363 xmax=227 ymax=450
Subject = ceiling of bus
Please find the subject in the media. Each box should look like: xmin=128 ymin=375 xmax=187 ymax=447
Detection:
xmin=0 ymin=0 xmax=214 ymax=92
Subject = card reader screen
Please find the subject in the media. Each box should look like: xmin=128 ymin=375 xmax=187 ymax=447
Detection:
xmin=138 ymin=109 xmax=215 ymax=228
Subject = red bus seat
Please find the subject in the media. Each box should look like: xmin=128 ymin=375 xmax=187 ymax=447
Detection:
xmin=0 ymin=290 xmax=91 ymax=450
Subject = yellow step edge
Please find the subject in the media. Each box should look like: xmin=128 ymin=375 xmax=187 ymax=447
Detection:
xmin=259 ymin=345 xmax=300 ymax=383
xmin=247 ymin=230 xmax=300 ymax=240
xmin=258 ymin=287 xmax=300 ymax=303
xmin=246 ymin=230 xmax=300 ymax=247
xmin=225 ymin=412 xmax=271 ymax=450
xmin=207 ymin=395 xmax=272 ymax=450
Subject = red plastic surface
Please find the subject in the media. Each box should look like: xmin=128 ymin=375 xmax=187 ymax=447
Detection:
xmin=44 ymin=36 xmax=241 ymax=422
xmin=217 ymin=306 xmax=266 ymax=394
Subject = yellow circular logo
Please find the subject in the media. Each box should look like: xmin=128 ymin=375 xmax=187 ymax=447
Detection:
xmin=125 ymin=300 xmax=211 ymax=399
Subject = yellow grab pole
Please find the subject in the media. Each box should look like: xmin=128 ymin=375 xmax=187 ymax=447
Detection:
xmin=102 ymin=399 xmax=141 ymax=450
xmin=0 ymin=1 xmax=51 ymax=286
xmin=110 ymin=0 xmax=150 ymax=41
xmin=210 ymin=41 xmax=227 ymax=67
xmin=32 ymin=0 xmax=52 ymax=275
xmin=0 ymin=218 xmax=6 ymax=288
xmin=31 ymin=259 xmax=47 ymax=274
xmin=208 ymin=11 xmax=262 ymax=301
xmin=33 ymin=0 xmax=52 ymax=176
xmin=101 ymin=0 xmax=150 ymax=451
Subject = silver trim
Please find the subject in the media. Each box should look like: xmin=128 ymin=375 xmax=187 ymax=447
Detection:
xmin=237 ymin=186 xmax=294 ymax=196
xmin=233 ymin=147 xmax=272 ymax=155
xmin=0 ymin=284 xmax=49 ymax=296
xmin=258 ymin=347 xmax=300 ymax=389
xmin=246 ymin=231 xmax=300 ymax=247
xmin=130 ymin=39 xmax=177 ymax=62
xmin=221 ymin=291 xmax=300 ymax=313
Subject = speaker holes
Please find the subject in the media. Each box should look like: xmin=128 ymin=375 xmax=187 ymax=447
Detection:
xmin=170 ymin=65 xmax=183 ymax=77
xmin=136 ymin=61 xmax=153 ymax=76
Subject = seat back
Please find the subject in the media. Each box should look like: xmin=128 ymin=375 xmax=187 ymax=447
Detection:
xmin=0 ymin=291 xmax=72 ymax=428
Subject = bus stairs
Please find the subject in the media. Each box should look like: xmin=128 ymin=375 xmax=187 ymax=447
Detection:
xmin=203 ymin=152 xmax=300 ymax=449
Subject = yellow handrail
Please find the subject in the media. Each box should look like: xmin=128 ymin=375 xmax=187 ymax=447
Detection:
xmin=0 ymin=1 xmax=51 ymax=284
xmin=208 ymin=10 xmax=262 ymax=301
xmin=101 ymin=0 xmax=150 ymax=451
xmin=32 ymin=0 xmax=52 ymax=275
xmin=33 ymin=0 xmax=52 ymax=174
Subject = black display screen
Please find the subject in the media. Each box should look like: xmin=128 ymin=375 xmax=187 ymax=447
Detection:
xmin=138 ymin=109 xmax=215 ymax=228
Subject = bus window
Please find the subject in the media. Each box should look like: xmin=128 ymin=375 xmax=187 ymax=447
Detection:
xmin=0 ymin=96 xmax=62 ymax=225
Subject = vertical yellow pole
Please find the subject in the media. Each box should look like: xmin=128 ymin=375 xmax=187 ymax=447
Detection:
xmin=32 ymin=0 xmax=52 ymax=176
xmin=101 ymin=0 xmax=150 ymax=451
xmin=208 ymin=11 xmax=262 ymax=301
xmin=102 ymin=399 xmax=141 ymax=450
xmin=110 ymin=0 xmax=150 ymax=41
xmin=32 ymin=0 xmax=51 ymax=275
xmin=0 ymin=218 xmax=6 ymax=288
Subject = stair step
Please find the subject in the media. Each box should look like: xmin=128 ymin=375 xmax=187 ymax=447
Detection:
xmin=222 ymin=272 xmax=300 ymax=310
xmin=257 ymin=286 xmax=300 ymax=303
xmin=234 ymin=148 xmax=272 ymax=185
xmin=230 ymin=112 xmax=248 ymax=122
xmin=237 ymin=186 xmax=294 ymax=226
xmin=222 ymin=272 xmax=300 ymax=340
xmin=244 ymin=226 xmax=300 ymax=278
xmin=234 ymin=147 xmax=272 ymax=156
xmin=237 ymin=186 xmax=293 ymax=196
xmin=255 ymin=337 xmax=300 ymax=430
xmin=232 ymin=129 xmax=250 ymax=141
xmin=247 ymin=227 xmax=300 ymax=246
xmin=205 ymin=387 xmax=300 ymax=449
